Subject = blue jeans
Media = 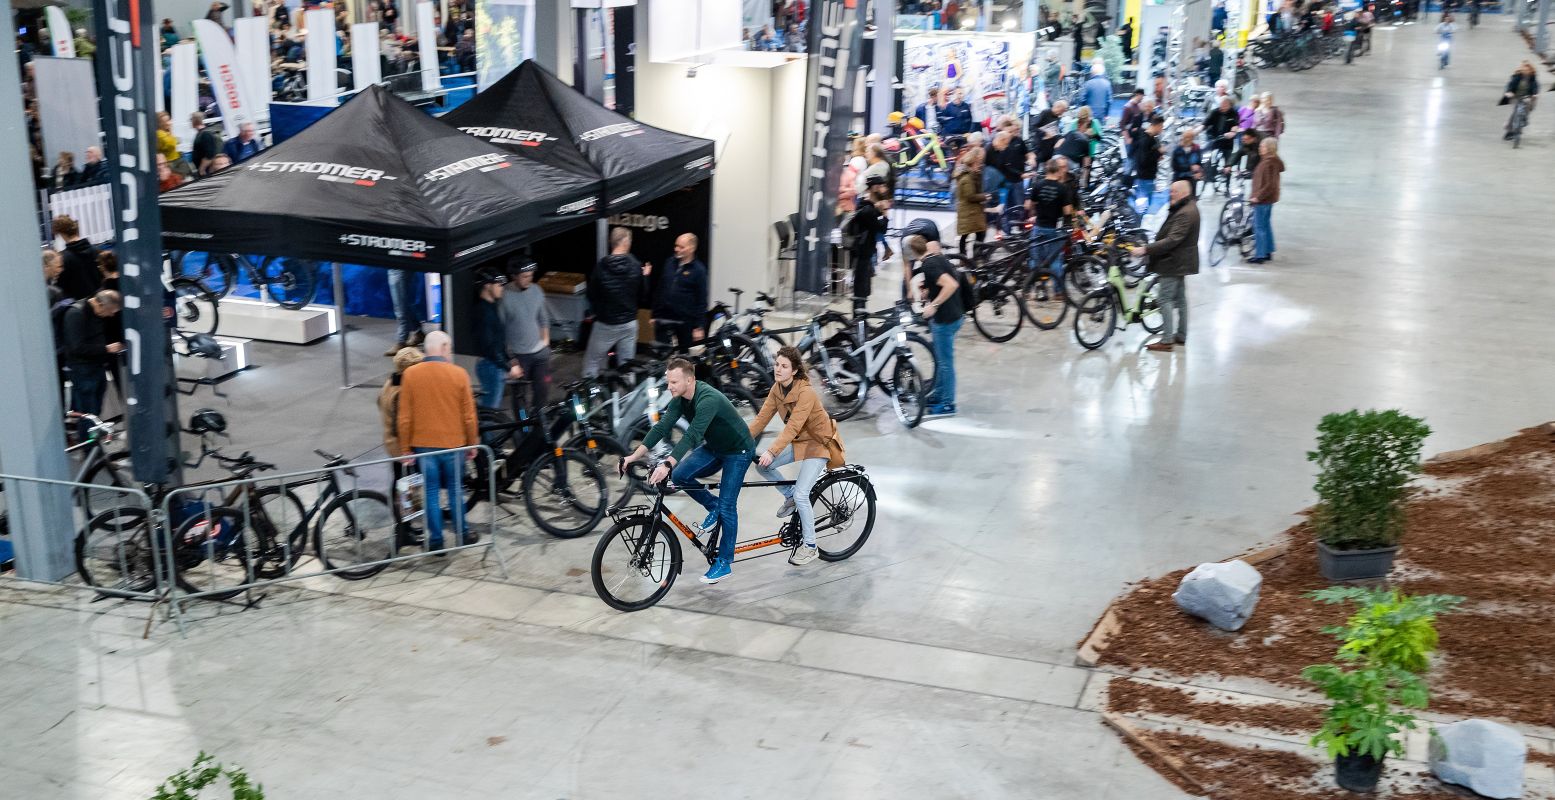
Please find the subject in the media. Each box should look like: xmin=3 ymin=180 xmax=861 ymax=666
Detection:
xmin=1030 ymin=226 xmax=1066 ymax=289
xmin=1133 ymin=178 xmax=1156 ymax=214
xmin=671 ymin=445 xmax=753 ymax=564
xmin=387 ymin=269 xmax=423 ymax=343
xmin=68 ymin=365 xmax=107 ymax=439
xmin=476 ymin=359 xmax=507 ymax=410
xmin=927 ymin=316 xmax=962 ymax=407
xmin=413 ymin=448 xmax=466 ymax=547
xmin=1251 ymin=203 xmax=1275 ymax=259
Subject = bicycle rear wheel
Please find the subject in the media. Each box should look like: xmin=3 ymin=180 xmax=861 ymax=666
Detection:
xmin=591 ymin=516 xmax=682 ymax=611
xmin=817 ymin=346 xmax=866 ymax=421
xmin=255 ymin=256 xmax=319 ymax=310
xmin=1063 ymin=256 xmax=1109 ymax=306
xmin=1137 ymin=275 xmax=1165 ymax=334
xmin=972 ymin=282 xmax=1024 ymax=342
xmin=522 ymin=449 xmax=608 ymax=538
xmin=811 ymin=471 xmax=877 ymax=561
xmin=78 ymin=451 xmax=133 ymax=519
xmin=172 ymin=507 xmax=251 ymax=600
xmin=171 ymin=251 xmax=236 ymax=299
xmin=314 ymin=489 xmax=398 ymax=580
xmin=1208 ymin=232 xmax=1229 ymax=268
xmin=1073 ymin=290 xmax=1118 ymax=350
xmin=251 ymin=485 xmax=308 ymax=579
xmin=75 ymin=506 xmax=158 ymax=597
xmin=1022 ymin=271 xmax=1067 ymax=330
xmin=890 ymin=359 xmax=927 ymax=428
xmin=171 ymin=278 xmax=221 ymax=335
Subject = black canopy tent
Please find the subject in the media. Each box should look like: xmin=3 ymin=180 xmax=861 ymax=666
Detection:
xmin=442 ymin=60 xmax=715 ymax=211
xmin=160 ymin=85 xmax=606 ymax=272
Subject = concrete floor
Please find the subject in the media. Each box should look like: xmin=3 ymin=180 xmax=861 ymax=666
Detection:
xmin=6 ymin=21 xmax=1555 ymax=799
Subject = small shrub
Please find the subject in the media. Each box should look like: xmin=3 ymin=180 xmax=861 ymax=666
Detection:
xmin=1306 ymin=409 xmax=1430 ymax=550
xmin=151 ymin=752 xmax=263 ymax=800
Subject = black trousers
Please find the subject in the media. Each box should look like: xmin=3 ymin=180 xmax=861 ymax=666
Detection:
xmin=655 ymin=320 xmax=699 ymax=353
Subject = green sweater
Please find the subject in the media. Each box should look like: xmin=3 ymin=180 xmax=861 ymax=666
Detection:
xmin=644 ymin=382 xmax=755 ymax=461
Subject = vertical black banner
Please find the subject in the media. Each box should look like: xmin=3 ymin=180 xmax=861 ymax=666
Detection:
xmin=613 ymin=7 xmax=636 ymax=116
xmin=795 ymin=0 xmax=870 ymax=295
xmin=94 ymin=0 xmax=181 ymax=485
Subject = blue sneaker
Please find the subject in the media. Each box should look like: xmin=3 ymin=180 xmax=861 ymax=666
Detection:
xmin=700 ymin=559 xmax=732 ymax=584
xmin=696 ymin=510 xmax=719 ymax=533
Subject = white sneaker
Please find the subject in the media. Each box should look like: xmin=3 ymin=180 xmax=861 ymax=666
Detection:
xmin=788 ymin=545 xmax=819 ymax=566
xmin=775 ymin=497 xmax=796 ymax=518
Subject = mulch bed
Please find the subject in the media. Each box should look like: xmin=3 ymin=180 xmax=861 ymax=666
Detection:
xmin=1091 ymin=424 xmax=1555 ymax=797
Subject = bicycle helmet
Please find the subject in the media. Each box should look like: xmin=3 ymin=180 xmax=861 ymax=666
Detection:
xmin=185 ymin=333 xmax=224 ymax=360
xmin=476 ymin=266 xmax=509 ymax=286
xmin=188 ymin=408 xmax=227 ymax=436
xmin=888 ymin=110 xmax=906 ymax=125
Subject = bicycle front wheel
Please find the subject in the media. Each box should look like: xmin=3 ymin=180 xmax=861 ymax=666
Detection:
xmin=314 ymin=489 xmax=398 ymax=580
xmin=251 ymin=485 xmax=308 ymax=580
xmin=817 ymin=346 xmax=866 ymax=421
xmin=1208 ymin=232 xmax=1229 ymax=268
xmin=972 ymin=282 xmax=1024 ymax=342
xmin=890 ymin=359 xmax=927 ymax=428
xmin=1137 ymin=275 xmax=1165 ymax=334
xmin=522 ymin=450 xmax=608 ymax=538
xmin=591 ymin=516 xmax=683 ymax=612
xmin=1073 ymin=290 xmax=1118 ymax=350
xmin=1063 ymin=256 xmax=1109 ymax=306
xmin=1022 ymin=271 xmax=1067 ymax=330
xmin=171 ymin=251 xmax=236 ymax=299
xmin=171 ymin=278 xmax=221 ymax=335
xmin=172 ymin=507 xmax=251 ymax=601
xmin=256 ymin=256 xmax=319 ymax=309
xmin=812 ymin=471 xmax=877 ymax=561
xmin=75 ymin=506 xmax=158 ymax=597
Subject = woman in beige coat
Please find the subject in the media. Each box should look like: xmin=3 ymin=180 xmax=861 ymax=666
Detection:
xmin=747 ymin=346 xmax=845 ymax=566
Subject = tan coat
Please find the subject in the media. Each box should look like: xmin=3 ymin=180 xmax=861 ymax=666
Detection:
xmin=378 ymin=377 xmax=403 ymax=456
xmin=954 ymin=169 xmax=988 ymax=237
xmin=749 ymin=378 xmax=845 ymax=468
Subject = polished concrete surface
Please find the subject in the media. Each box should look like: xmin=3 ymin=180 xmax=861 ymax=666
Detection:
xmin=6 ymin=22 xmax=1555 ymax=799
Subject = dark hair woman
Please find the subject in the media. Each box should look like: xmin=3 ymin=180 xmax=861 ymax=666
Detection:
xmin=746 ymin=346 xmax=846 ymax=566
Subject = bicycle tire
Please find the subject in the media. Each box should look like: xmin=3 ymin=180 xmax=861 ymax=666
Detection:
xmin=255 ymin=256 xmax=320 ymax=310
xmin=171 ymin=251 xmax=237 ymax=299
xmin=1063 ymin=256 xmax=1109 ymax=306
xmin=1137 ymin=275 xmax=1165 ymax=334
xmin=171 ymin=506 xmax=251 ymax=600
xmin=521 ymin=449 xmax=608 ymax=539
xmin=250 ymin=485 xmax=308 ymax=580
xmin=972 ymin=281 xmax=1024 ymax=342
xmin=899 ymin=331 xmax=937 ymax=394
xmin=170 ymin=277 xmax=222 ymax=336
xmin=78 ymin=451 xmax=134 ymax=519
xmin=314 ymin=489 xmax=397 ymax=580
xmin=591 ymin=515 xmax=682 ymax=612
xmin=811 ymin=471 xmax=878 ymax=561
xmin=1073 ymin=289 xmax=1118 ymax=350
xmin=1209 ymin=232 xmax=1229 ymax=268
xmin=75 ymin=506 xmax=159 ymax=598
xmin=817 ymin=346 xmax=866 ymax=421
xmin=1022 ymin=271 xmax=1067 ymax=330
xmin=1238 ymin=229 xmax=1257 ymax=258
xmin=890 ymin=359 xmax=926 ymax=429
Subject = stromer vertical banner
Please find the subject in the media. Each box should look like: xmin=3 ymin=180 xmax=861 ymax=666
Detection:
xmin=93 ymin=0 xmax=181 ymax=486
xmin=795 ymin=0 xmax=869 ymax=295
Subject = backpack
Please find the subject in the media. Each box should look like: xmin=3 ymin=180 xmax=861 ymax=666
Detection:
xmin=50 ymin=298 xmax=78 ymax=362
xmin=920 ymin=255 xmax=977 ymax=311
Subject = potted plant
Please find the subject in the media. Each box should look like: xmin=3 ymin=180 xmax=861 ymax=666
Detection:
xmin=1306 ymin=409 xmax=1431 ymax=580
xmin=1302 ymin=587 xmax=1462 ymax=793
xmin=152 ymin=752 xmax=264 ymax=800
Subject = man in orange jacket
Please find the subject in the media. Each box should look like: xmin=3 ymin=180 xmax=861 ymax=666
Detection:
xmin=397 ymin=330 xmax=479 ymax=551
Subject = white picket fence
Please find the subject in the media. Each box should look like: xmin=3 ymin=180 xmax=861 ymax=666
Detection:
xmin=45 ymin=185 xmax=115 ymax=245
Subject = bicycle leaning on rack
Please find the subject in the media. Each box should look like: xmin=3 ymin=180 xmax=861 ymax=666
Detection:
xmin=589 ymin=447 xmax=877 ymax=611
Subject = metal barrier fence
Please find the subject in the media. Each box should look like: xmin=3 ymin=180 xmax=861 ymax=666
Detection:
xmin=0 ymin=473 xmax=166 ymax=606
xmin=157 ymin=444 xmax=504 ymax=632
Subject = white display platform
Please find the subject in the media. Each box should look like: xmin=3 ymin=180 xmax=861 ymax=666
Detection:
xmin=216 ymin=298 xmax=339 ymax=344
xmin=175 ymin=337 xmax=253 ymax=381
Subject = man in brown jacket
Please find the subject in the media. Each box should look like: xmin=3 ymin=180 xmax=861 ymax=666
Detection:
xmin=1248 ymin=137 xmax=1284 ymax=264
xmin=1131 ymin=180 xmax=1200 ymax=352
xmin=397 ymin=331 xmax=479 ymax=550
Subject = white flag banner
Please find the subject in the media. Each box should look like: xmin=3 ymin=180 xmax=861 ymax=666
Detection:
xmin=305 ymin=9 xmax=336 ymax=101
xmin=46 ymin=6 xmax=74 ymax=57
xmin=193 ymin=19 xmax=255 ymax=136
xmin=170 ymin=43 xmax=200 ymax=148
xmin=417 ymin=2 xmax=440 ymax=92
xmin=234 ymin=16 xmax=272 ymax=121
xmin=351 ymin=22 xmax=382 ymax=90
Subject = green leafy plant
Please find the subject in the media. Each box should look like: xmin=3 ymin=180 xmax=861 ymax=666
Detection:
xmin=1301 ymin=588 xmax=1461 ymax=760
xmin=1306 ymin=409 xmax=1431 ymax=550
xmin=151 ymin=752 xmax=263 ymax=800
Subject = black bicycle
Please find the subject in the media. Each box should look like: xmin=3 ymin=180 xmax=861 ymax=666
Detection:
xmin=465 ymin=379 xmax=609 ymax=538
xmin=590 ymin=450 xmax=876 ymax=611
xmin=170 ymin=251 xmax=321 ymax=310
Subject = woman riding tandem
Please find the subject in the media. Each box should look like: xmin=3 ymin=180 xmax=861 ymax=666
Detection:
xmin=748 ymin=347 xmax=848 ymax=566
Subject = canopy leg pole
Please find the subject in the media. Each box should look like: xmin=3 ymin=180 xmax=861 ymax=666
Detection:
xmin=335 ymin=262 xmax=351 ymax=389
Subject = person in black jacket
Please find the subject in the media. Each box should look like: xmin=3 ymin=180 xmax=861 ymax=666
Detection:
xmin=844 ymin=183 xmax=892 ymax=313
xmin=53 ymin=216 xmax=101 ymax=301
xmin=1203 ymin=96 xmax=1240 ymax=165
xmin=473 ymin=268 xmax=509 ymax=409
xmin=652 ymin=233 xmax=709 ymax=353
xmin=583 ymin=226 xmax=647 ymax=378
xmin=62 ymin=290 xmax=124 ymax=438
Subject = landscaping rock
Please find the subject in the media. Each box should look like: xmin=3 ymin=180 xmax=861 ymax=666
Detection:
xmin=1429 ymin=719 xmax=1526 ymax=799
xmin=1171 ymin=560 xmax=1262 ymax=631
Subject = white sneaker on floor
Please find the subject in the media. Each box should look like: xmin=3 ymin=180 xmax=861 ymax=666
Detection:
xmin=788 ymin=545 xmax=819 ymax=566
xmin=775 ymin=497 xmax=796 ymax=518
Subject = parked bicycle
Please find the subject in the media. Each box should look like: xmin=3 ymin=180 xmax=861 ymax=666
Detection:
xmin=1073 ymin=262 xmax=1166 ymax=349
xmin=170 ymin=251 xmax=321 ymax=310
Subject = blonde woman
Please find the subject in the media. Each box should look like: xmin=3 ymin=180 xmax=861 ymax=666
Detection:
xmin=1254 ymin=93 xmax=1285 ymax=138
xmin=954 ymin=144 xmax=988 ymax=252
xmin=748 ymin=346 xmax=846 ymax=566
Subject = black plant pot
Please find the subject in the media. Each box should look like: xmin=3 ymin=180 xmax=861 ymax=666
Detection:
xmin=1317 ymin=542 xmax=1399 ymax=581
xmin=1334 ymin=753 xmax=1384 ymax=793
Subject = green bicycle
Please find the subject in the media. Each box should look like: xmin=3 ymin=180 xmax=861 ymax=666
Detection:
xmin=1072 ymin=262 xmax=1164 ymax=350
xmin=889 ymin=130 xmax=952 ymax=177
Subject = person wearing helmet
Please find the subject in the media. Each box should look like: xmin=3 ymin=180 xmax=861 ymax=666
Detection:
xmin=498 ymin=257 xmax=553 ymax=405
xmin=473 ymin=267 xmax=509 ymax=409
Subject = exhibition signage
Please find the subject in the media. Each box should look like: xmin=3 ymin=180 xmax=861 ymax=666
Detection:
xmin=305 ymin=9 xmax=336 ymax=100
xmin=351 ymin=22 xmax=383 ymax=90
xmin=159 ymin=86 xmax=604 ymax=272
xmin=418 ymin=2 xmax=440 ymax=91
xmin=795 ymin=0 xmax=870 ymax=295
xmin=442 ymin=60 xmax=714 ymax=211
xmin=169 ymin=43 xmax=199 ymax=144
xmin=94 ymin=0 xmax=182 ymax=485
xmin=46 ymin=6 xmax=74 ymax=57
xmin=193 ymin=19 xmax=256 ymax=136
xmin=234 ymin=16 xmax=272 ymax=120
